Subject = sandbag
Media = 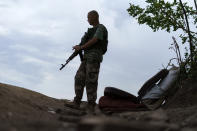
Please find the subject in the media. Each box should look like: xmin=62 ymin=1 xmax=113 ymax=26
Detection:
xmin=142 ymin=67 xmax=180 ymax=100
xmin=141 ymin=67 xmax=180 ymax=110
xmin=138 ymin=69 xmax=169 ymax=99
xmin=159 ymin=67 xmax=180 ymax=91
xmin=99 ymin=96 xmax=147 ymax=112
xmin=141 ymin=98 xmax=165 ymax=110
xmin=104 ymin=87 xmax=139 ymax=103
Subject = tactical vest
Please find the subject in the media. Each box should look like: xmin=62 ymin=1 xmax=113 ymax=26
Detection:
xmin=80 ymin=24 xmax=108 ymax=55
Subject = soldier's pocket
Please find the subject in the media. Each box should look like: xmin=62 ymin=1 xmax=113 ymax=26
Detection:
xmin=87 ymin=63 xmax=100 ymax=80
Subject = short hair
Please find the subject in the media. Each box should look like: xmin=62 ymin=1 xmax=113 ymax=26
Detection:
xmin=88 ymin=10 xmax=99 ymax=18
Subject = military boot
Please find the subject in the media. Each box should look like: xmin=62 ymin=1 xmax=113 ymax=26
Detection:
xmin=87 ymin=101 xmax=96 ymax=115
xmin=64 ymin=99 xmax=81 ymax=109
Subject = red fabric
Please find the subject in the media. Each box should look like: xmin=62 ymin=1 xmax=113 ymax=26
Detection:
xmin=99 ymin=96 xmax=147 ymax=111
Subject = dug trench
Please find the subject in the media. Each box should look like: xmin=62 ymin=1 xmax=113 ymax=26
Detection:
xmin=0 ymin=80 xmax=197 ymax=131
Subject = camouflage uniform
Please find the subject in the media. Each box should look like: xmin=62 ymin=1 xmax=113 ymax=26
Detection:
xmin=74 ymin=24 xmax=108 ymax=105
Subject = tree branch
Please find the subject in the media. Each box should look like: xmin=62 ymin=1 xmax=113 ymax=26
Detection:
xmin=160 ymin=4 xmax=195 ymax=34
xmin=172 ymin=36 xmax=182 ymax=66
xmin=194 ymin=0 xmax=197 ymax=12
xmin=179 ymin=0 xmax=194 ymax=68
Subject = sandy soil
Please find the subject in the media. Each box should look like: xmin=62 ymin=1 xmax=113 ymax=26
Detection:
xmin=0 ymin=80 xmax=197 ymax=131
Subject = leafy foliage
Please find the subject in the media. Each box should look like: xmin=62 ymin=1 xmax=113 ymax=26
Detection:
xmin=127 ymin=0 xmax=197 ymax=78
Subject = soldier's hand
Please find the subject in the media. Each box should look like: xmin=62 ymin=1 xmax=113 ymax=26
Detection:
xmin=72 ymin=45 xmax=82 ymax=51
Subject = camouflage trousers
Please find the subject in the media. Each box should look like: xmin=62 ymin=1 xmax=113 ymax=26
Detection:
xmin=74 ymin=60 xmax=100 ymax=104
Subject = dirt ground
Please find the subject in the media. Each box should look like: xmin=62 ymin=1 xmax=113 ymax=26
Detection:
xmin=0 ymin=80 xmax=197 ymax=131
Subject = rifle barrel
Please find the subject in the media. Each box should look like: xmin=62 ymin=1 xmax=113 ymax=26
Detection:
xmin=59 ymin=50 xmax=83 ymax=71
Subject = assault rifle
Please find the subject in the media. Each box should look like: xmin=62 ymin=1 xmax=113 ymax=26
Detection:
xmin=60 ymin=31 xmax=88 ymax=70
xmin=59 ymin=50 xmax=83 ymax=70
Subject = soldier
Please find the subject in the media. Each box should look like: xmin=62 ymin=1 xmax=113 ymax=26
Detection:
xmin=66 ymin=10 xmax=108 ymax=112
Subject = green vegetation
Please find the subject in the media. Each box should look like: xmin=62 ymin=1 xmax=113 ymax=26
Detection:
xmin=127 ymin=0 xmax=197 ymax=78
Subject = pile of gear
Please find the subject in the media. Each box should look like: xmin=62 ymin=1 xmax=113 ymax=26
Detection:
xmin=99 ymin=67 xmax=180 ymax=112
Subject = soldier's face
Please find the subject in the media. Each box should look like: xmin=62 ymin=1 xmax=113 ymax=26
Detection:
xmin=87 ymin=13 xmax=96 ymax=25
